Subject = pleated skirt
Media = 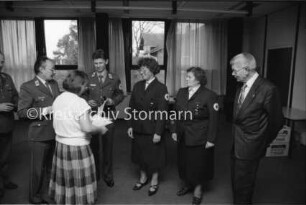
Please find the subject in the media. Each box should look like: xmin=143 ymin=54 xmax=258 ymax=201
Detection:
xmin=131 ymin=133 xmax=166 ymax=174
xmin=49 ymin=142 xmax=97 ymax=204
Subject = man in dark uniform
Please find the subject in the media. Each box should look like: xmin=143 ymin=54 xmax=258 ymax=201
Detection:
xmin=0 ymin=51 xmax=18 ymax=200
xmin=85 ymin=49 xmax=124 ymax=187
xmin=18 ymin=56 xmax=60 ymax=204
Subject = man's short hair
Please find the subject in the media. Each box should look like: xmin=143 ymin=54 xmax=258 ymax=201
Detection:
xmin=230 ymin=52 xmax=257 ymax=71
xmin=92 ymin=49 xmax=107 ymax=60
xmin=137 ymin=57 xmax=160 ymax=75
xmin=34 ymin=56 xmax=53 ymax=75
xmin=187 ymin=66 xmax=207 ymax=86
xmin=63 ymin=70 xmax=89 ymax=95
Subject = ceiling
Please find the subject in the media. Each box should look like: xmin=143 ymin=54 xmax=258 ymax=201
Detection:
xmin=0 ymin=0 xmax=303 ymax=20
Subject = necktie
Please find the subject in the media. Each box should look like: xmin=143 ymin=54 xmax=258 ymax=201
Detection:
xmin=238 ymin=84 xmax=247 ymax=107
xmin=45 ymin=81 xmax=53 ymax=96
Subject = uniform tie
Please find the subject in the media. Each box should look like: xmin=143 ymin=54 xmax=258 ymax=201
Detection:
xmin=238 ymin=84 xmax=247 ymax=108
xmin=45 ymin=81 xmax=53 ymax=96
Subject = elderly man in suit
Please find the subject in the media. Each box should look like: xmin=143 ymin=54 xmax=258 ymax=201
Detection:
xmin=85 ymin=49 xmax=124 ymax=187
xmin=230 ymin=52 xmax=284 ymax=204
xmin=0 ymin=51 xmax=19 ymax=199
xmin=18 ymin=56 xmax=60 ymax=204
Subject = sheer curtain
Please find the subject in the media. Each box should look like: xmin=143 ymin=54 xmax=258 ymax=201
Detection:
xmin=1 ymin=20 xmax=36 ymax=91
xmin=166 ymin=21 xmax=227 ymax=96
xmin=109 ymin=18 xmax=127 ymax=94
xmin=78 ymin=17 xmax=96 ymax=73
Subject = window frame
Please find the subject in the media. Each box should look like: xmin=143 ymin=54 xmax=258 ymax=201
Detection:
xmin=123 ymin=18 xmax=169 ymax=92
xmin=35 ymin=17 xmax=79 ymax=70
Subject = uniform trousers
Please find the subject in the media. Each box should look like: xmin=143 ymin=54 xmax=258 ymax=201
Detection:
xmin=29 ymin=140 xmax=54 ymax=203
xmin=0 ymin=132 xmax=13 ymax=190
xmin=91 ymin=123 xmax=114 ymax=181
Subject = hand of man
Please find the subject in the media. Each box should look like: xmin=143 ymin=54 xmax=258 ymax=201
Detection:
xmin=205 ymin=141 xmax=215 ymax=149
xmin=153 ymin=133 xmax=161 ymax=143
xmin=171 ymin=133 xmax=178 ymax=142
xmin=88 ymin=100 xmax=98 ymax=107
xmin=127 ymin=127 xmax=134 ymax=139
xmin=0 ymin=103 xmax=14 ymax=112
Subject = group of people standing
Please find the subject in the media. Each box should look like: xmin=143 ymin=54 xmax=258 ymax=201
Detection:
xmin=0 ymin=49 xmax=283 ymax=205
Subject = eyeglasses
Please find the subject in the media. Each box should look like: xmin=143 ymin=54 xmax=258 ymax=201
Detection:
xmin=232 ymin=67 xmax=247 ymax=74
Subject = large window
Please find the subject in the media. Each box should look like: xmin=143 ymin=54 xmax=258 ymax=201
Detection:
xmin=127 ymin=20 xmax=167 ymax=91
xmin=44 ymin=20 xmax=78 ymax=67
xmin=131 ymin=20 xmax=165 ymax=66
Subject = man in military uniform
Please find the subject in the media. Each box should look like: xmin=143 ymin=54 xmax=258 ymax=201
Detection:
xmin=86 ymin=49 xmax=124 ymax=187
xmin=18 ymin=56 xmax=60 ymax=204
xmin=0 ymin=51 xmax=18 ymax=200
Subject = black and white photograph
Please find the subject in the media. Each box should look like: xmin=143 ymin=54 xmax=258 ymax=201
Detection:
xmin=0 ymin=0 xmax=305 ymax=204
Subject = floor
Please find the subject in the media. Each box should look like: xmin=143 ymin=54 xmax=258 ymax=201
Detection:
xmin=1 ymin=115 xmax=305 ymax=204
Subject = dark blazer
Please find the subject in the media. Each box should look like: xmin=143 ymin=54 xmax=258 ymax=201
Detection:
xmin=0 ymin=72 xmax=18 ymax=133
xmin=172 ymin=86 xmax=219 ymax=146
xmin=128 ymin=78 xmax=168 ymax=136
xmin=86 ymin=71 xmax=124 ymax=108
xmin=18 ymin=77 xmax=60 ymax=141
xmin=233 ymin=76 xmax=284 ymax=160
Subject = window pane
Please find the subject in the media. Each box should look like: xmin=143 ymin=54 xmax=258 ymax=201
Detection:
xmin=44 ymin=20 xmax=78 ymax=65
xmin=132 ymin=20 xmax=165 ymax=66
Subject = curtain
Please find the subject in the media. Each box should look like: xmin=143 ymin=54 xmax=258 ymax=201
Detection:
xmin=109 ymin=18 xmax=127 ymax=94
xmin=0 ymin=23 xmax=3 ymax=52
xmin=165 ymin=20 xmax=178 ymax=97
xmin=1 ymin=20 xmax=36 ymax=91
xmin=166 ymin=21 xmax=227 ymax=96
xmin=78 ymin=17 xmax=96 ymax=73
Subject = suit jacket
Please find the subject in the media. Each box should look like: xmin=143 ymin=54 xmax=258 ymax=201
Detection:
xmin=85 ymin=71 xmax=124 ymax=108
xmin=0 ymin=72 xmax=18 ymax=133
xmin=18 ymin=77 xmax=60 ymax=141
xmin=172 ymin=86 xmax=219 ymax=146
xmin=128 ymin=78 xmax=168 ymax=136
xmin=233 ymin=76 xmax=284 ymax=160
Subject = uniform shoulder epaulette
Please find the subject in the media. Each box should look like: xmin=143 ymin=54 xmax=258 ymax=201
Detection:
xmin=91 ymin=72 xmax=96 ymax=78
xmin=108 ymin=73 xmax=113 ymax=79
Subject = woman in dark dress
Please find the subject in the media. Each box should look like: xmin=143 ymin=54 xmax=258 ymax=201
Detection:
xmin=171 ymin=67 xmax=219 ymax=205
xmin=127 ymin=57 xmax=168 ymax=196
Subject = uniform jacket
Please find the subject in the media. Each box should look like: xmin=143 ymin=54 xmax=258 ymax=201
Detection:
xmin=128 ymin=78 xmax=169 ymax=136
xmin=18 ymin=76 xmax=60 ymax=141
xmin=233 ymin=76 xmax=284 ymax=160
xmin=85 ymin=71 xmax=124 ymax=108
xmin=0 ymin=72 xmax=18 ymax=133
xmin=171 ymin=86 xmax=219 ymax=146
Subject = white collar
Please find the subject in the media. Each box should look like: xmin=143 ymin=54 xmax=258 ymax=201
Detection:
xmin=189 ymin=84 xmax=201 ymax=92
xmin=146 ymin=77 xmax=155 ymax=85
xmin=245 ymin=72 xmax=259 ymax=89
xmin=36 ymin=75 xmax=47 ymax=85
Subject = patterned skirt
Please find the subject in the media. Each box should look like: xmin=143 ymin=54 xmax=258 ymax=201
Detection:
xmin=49 ymin=142 xmax=97 ymax=204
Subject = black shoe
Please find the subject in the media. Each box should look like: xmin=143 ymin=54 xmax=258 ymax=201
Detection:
xmin=192 ymin=196 xmax=202 ymax=205
xmin=4 ymin=181 xmax=18 ymax=189
xmin=148 ymin=184 xmax=159 ymax=196
xmin=104 ymin=179 xmax=114 ymax=187
xmin=176 ymin=186 xmax=191 ymax=196
xmin=133 ymin=179 xmax=148 ymax=190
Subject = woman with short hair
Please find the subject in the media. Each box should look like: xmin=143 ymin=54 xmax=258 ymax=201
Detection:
xmin=127 ymin=57 xmax=169 ymax=196
xmin=49 ymin=70 xmax=107 ymax=204
xmin=171 ymin=67 xmax=219 ymax=205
